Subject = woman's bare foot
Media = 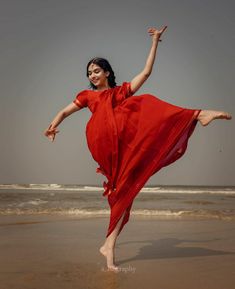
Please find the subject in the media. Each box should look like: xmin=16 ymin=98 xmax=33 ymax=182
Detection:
xmin=99 ymin=245 xmax=119 ymax=272
xmin=197 ymin=110 xmax=232 ymax=126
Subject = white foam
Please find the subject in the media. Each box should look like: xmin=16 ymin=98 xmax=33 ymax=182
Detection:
xmin=0 ymin=184 xmax=234 ymax=194
xmin=0 ymin=208 xmax=234 ymax=220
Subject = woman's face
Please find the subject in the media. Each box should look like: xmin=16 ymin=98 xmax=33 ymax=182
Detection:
xmin=87 ymin=63 xmax=110 ymax=88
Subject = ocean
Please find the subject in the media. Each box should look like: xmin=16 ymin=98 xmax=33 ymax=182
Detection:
xmin=0 ymin=184 xmax=235 ymax=220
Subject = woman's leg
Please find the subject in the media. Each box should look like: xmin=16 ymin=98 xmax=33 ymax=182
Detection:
xmin=99 ymin=211 xmax=126 ymax=271
xmin=197 ymin=110 xmax=232 ymax=126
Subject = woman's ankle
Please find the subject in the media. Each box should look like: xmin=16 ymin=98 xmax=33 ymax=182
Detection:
xmin=104 ymin=242 xmax=115 ymax=250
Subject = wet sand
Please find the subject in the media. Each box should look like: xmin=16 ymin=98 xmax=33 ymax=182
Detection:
xmin=0 ymin=214 xmax=235 ymax=289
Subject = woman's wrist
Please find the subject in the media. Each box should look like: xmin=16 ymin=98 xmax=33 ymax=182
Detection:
xmin=48 ymin=112 xmax=65 ymax=130
xmin=152 ymin=36 xmax=161 ymax=43
xmin=48 ymin=124 xmax=57 ymax=131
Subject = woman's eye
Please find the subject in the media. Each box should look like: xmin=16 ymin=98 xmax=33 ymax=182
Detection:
xmin=89 ymin=70 xmax=100 ymax=75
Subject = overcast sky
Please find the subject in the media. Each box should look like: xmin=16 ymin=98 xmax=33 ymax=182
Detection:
xmin=0 ymin=0 xmax=234 ymax=186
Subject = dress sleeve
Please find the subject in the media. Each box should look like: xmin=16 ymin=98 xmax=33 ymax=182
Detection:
xmin=113 ymin=82 xmax=133 ymax=105
xmin=73 ymin=90 xmax=88 ymax=109
xmin=119 ymin=81 xmax=133 ymax=99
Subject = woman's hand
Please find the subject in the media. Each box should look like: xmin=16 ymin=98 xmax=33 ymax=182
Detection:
xmin=148 ymin=26 xmax=167 ymax=41
xmin=44 ymin=125 xmax=60 ymax=142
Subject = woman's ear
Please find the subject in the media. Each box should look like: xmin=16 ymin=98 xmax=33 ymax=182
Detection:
xmin=105 ymin=71 xmax=110 ymax=78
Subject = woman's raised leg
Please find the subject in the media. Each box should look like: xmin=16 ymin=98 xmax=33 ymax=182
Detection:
xmin=197 ymin=110 xmax=232 ymax=126
xmin=99 ymin=211 xmax=126 ymax=272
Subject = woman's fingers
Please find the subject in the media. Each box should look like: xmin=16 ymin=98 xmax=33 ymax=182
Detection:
xmin=160 ymin=25 xmax=167 ymax=33
xmin=159 ymin=26 xmax=167 ymax=37
xmin=148 ymin=26 xmax=167 ymax=35
xmin=147 ymin=26 xmax=167 ymax=42
xmin=49 ymin=133 xmax=56 ymax=142
xmin=45 ymin=129 xmax=59 ymax=136
xmin=48 ymin=128 xmax=59 ymax=133
xmin=158 ymin=26 xmax=167 ymax=41
xmin=148 ymin=27 xmax=156 ymax=33
xmin=51 ymin=130 xmax=59 ymax=134
xmin=48 ymin=134 xmax=53 ymax=141
xmin=44 ymin=127 xmax=59 ymax=142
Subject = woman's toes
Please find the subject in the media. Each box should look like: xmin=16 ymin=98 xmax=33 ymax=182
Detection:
xmin=108 ymin=265 xmax=119 ymax=272
xmin=216 ymin=112 xmax=232 ymax=120
xmin=224 ymin=113 xmax=232 ymax=120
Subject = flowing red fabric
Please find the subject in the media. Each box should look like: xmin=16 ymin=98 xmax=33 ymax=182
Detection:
xmin=73 ymin=82 xmax=201 ymax=238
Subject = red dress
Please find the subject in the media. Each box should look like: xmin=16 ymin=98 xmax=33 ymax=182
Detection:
xmin=73 ymin=82 xmax=201 ymax=238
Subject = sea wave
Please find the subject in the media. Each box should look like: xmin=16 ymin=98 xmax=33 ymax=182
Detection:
xmin=0 ymin=184 xmax=234 ymax=194
xmin=0 ymin=208 xmax=234 ymax=221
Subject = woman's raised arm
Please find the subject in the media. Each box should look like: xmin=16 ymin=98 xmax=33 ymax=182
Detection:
xmin=130 ymin=26 xmax=167 ymax=95
xmin=44 ymin=102 xmax=81 ymax=142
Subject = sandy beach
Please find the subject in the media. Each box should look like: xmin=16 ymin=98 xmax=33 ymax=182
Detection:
xmin=0 ymin=214 xmax=234 ymax=289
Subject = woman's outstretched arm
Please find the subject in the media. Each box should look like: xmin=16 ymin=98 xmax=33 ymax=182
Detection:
xmin=44 ymin=102 xmax=81 ymax=142
xmin=130 ymin=26 xmax=167 ymax=95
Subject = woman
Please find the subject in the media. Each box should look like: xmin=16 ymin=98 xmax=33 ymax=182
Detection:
xmin=44 ymin=26 xmax=232 ymax=272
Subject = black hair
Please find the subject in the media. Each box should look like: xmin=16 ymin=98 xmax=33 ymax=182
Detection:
xmin=86 ymin=57 xmax=117 ymax=90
